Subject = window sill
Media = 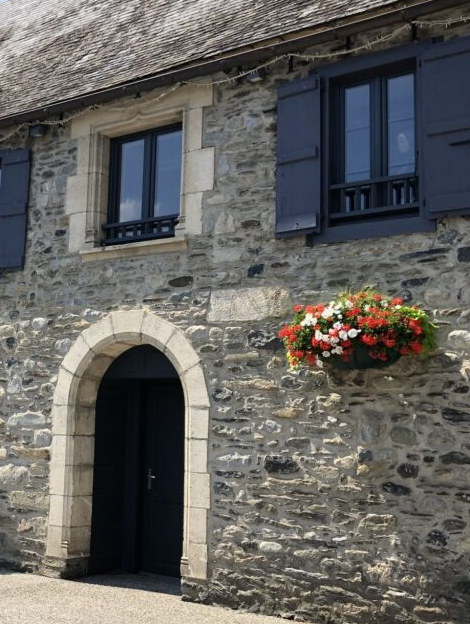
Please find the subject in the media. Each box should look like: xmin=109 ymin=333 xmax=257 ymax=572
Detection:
xmin=79 ymin=236 xmax=187 ymax=262
xmin=306 ymin=215 xmax=435 ymax=246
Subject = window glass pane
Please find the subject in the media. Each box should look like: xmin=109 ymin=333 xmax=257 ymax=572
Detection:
xmin=345 ymin=84 xmax=370 ymax=182
xmin=118 ymin=139 xmax=145 ymax=222
xmin=388 ymin=74 xmax=415 ymax=176
xmin=154 ymin=129 xmax=182 ymax=217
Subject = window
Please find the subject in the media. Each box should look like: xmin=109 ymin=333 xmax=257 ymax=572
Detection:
xmin=104 ymin=124 xmax=183 ymax=245
xmin=329 ymin=68 xmax=418 ymax=225
xmin=276 ymin=37 xmax=470 ymax=243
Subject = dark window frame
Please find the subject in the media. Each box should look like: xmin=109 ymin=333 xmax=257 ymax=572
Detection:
xmin=311 ymin=40 xmax=436 ymax=245
xmin=330 ymin=63 xmax=418 ymax=217
xmin=104 ymin=123 xmax=182 ymax=245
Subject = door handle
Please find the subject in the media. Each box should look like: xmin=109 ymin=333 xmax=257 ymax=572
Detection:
xmin=147 ymin=468 xmax=156 ymax=490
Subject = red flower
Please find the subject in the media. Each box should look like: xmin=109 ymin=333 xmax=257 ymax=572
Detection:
xmin=372 ymin=294 xmax=382 ymax=301
xmin=293 ymin=304 xmax=303 ymax=313
xmin=409 ymin=319 xmax=423 ymax=335
xmin=311 ymin=338 xmax=319 ymax=348
xmin=409 ymin=340 xmax=423 ymax=353
xmin=400 ymin=346 xmax=410 ymax=356
xmin=391 ymin=297 xmax=403 ymax=305
xmin=361 ymin=334 xmax=379 ymax=346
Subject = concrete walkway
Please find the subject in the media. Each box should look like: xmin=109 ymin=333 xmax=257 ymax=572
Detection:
xmin=0 ymin=571 xmax=289 ymax=624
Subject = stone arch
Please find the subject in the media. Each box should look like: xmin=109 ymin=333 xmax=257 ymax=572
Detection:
xmin=44 ymin=310 xmax=210 ymax=581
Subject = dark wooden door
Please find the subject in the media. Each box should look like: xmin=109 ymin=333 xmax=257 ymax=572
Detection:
xmin=141 ymin=382 xmax=185 ymax=577
xmin=89 ymin=376 xmax=184 ymax=577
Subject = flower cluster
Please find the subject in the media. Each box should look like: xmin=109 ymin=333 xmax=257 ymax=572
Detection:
xmin=278 ymin=291 xmax=437 ymax=369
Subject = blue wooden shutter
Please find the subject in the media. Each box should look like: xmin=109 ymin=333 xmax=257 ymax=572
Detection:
xmin=421 ymin=36 xmax=470 ymax=218
xmin=0 ymin=148 xmax=31 ymax=270
xmin=276 ymin=74 xmax=321 ymax=237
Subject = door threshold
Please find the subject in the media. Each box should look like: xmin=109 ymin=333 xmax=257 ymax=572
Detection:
xmin=77 ymin=572 xmax=182 ymax=595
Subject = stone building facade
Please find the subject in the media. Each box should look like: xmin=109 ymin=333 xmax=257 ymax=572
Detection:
xmin=0 ymin=1 xmax=470 ymax=623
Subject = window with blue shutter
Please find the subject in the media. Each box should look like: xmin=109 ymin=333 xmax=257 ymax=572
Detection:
xmin=276 ymin=36 xmax=470 ymax=243
xmin=0 ymin=148 xmax=31 ymax=270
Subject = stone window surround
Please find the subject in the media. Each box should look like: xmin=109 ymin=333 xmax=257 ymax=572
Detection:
xmin=66 ymin=83 xmax=214 ymax=260
xmin=44 ymin=310 xmax=210 ymax=582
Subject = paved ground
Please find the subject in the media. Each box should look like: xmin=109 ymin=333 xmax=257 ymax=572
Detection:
xmin=0 ymin=571 xmax=288 ymax=624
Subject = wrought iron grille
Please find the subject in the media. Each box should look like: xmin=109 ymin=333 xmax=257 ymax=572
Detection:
xmin=102 ymin=214 xmax=179 ymax=245
xmin=329 ymin=174 xmax=419 ymax=224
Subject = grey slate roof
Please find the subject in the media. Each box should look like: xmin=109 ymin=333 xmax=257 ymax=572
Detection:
xmin=0 ymin=0 xmax=411 ymax=122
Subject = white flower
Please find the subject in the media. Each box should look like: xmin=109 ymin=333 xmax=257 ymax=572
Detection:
xmin=339 ymin=330 xmax=348 ymax=340
xmin=316 ymin=359 xmax=323 ymax=368
xmin=322 ymin=351 xmax=331 ymax=358
xmin=332 ymin=346 xmax=343 ymax=354
xmin=314 ymin=329 xmax=323 ymax=341
xmin=333 ymin=321 xmax=342 ymax=329
xmin=394 ymin=305 xmax=402 ymax=310
xmin=381 ymin=300 xmax=389 ymax=307
xmin=300 ymin=313 xmax=315 ymax=327
xmin=345 ymin=300 xmax=353 ymax=309
xmin=364 ymin=305 xmax=370 ymax=312
xmin=348 ymin=328 xmax=360 ymax=338
xmin=321 ymin=307 xmax=335 ymax=319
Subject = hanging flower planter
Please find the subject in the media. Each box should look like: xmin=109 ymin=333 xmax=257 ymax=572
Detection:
xmin=278 ymin=290 xmax=437 ymax=371
xmin=327 ymin=341 xmax=401 ymax=370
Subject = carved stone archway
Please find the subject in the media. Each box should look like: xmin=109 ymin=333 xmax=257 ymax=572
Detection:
xmin=44 ymin=310 xmax=210 ymax=581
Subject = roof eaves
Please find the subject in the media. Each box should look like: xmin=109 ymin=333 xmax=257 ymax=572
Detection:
xmin=0 ymin=0 xmax=466 ymax=128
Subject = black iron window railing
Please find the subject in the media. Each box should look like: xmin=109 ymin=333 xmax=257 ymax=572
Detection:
xmin=329 ymin=173 xmax=419 ymax=223
xmin=102 ymin=214 xmax=179 ymax=245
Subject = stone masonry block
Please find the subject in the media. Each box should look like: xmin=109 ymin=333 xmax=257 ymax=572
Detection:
xmin=165 ymin=330 xmax=201 ymax=374
xmin=110 ymin=309 xmax=145 ymax=342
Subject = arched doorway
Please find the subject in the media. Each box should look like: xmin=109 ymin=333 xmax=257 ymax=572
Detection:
xmin=45 ymin=311 xmax=210 ymax=583
xmin=89 ymin=345 xmax=184 ymax=577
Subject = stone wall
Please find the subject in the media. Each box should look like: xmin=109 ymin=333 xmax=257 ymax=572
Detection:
xmin=0 ymin=6 xmax=470 ymax=623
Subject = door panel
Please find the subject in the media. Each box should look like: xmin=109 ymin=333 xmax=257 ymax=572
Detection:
xmin=90 ymin=372 xmax=184 ymax=577
xmin=141 ymin=382 xmax=185 ymax=576
xmin=89 ymin=380 xmax=131 ymax=574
